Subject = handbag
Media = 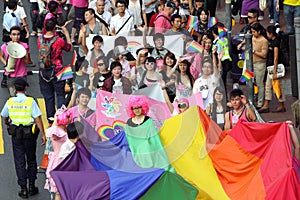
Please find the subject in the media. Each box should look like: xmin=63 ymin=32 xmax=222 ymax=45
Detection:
xmin=267 ymin=64 xmax=285 ymax=79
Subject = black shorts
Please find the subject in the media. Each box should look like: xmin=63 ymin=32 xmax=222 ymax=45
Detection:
xmin=73 ymin=6 xmax=86 ymax=29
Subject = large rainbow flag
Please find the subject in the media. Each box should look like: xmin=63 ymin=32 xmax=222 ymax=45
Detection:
xmin=51 ymin=106 xmax=300 ymax=199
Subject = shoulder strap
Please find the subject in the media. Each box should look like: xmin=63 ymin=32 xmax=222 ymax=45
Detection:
xmin=155 ymin=15 xmax=172 ymax=26
xmin=95 ymin=14 xmax=109 ymax=30
xmin=116 ymin=15 xmax=132 ymax=35
xmin=49 ymin=36 xmax=58 ymax=45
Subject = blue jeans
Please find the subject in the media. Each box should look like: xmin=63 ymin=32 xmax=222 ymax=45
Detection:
xmin=268 ymin=0 xmax=280 ymax=23
xmin=284 ymin=4 xmax=300 ymax=34
xmin=39 ymin=69 xmax=65 ymax=123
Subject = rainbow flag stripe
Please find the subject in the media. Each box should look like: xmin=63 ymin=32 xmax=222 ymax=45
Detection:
xmin=208 ymin=17 xmax=218 ymax=28
xmin=186 ymin=40 xmax=204 ymax=54
xmin=71 ymin=51 xmax=77 ymax=66
xmin=56 ymin=64 xmax=73 ymax=81
xmin=218 ymin=26 xmax=227 ymax=37
xmin=187 ymin=15 xmax=199 ymax=32
xmin=239 ymin=69 xmax=254 ymax=83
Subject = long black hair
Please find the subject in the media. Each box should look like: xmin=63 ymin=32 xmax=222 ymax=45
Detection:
xmin=176 ymin=59 xmax=194 ymax=87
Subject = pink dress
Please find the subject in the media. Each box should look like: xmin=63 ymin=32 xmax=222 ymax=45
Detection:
xmin=44 ymin=126 xmax=67 ymax=193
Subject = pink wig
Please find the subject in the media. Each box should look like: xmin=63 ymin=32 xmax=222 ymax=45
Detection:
xmin=56 ymin=109 xmax=72 ymax=126
xmin=126 ymin=96 xmax=149 ymax=118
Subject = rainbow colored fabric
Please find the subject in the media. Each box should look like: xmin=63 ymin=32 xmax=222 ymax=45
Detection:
xmin=187 ymin=15 xmax=199 ymax=32
xmin=186 ymin=40 xmax=204 ymax=54
xmin=239 ymin=69 xmax=254 ymax=83
xmin=51 ymin=106 xmax=300 ymax=199
xmin=55 ymin=64 xmax=73 ymax=81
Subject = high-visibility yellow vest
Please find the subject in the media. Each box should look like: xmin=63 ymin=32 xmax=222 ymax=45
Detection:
xmin=7 ymin=97 xmax=34 ymax=126
xmin=213 ymin=37 xmax=232 ymax=62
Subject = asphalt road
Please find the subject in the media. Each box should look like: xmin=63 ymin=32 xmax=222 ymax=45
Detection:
xmin=0 ymin=0 xmax=72 ymax=199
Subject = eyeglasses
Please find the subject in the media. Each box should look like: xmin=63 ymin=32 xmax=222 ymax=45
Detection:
xmin=131 ymin=106 xmax=142 ymax=110
xmin=11 ymin=33 xmax=20 ymax=36
xmin=145 ymin=62 xmax=155 ymax=65
xmin=97 ymin=63 xmax=105 ymax=66
xmin=178 ymin=103 xmax=188 ymax=109
xmin=247 ymin=16 xmax=254 ymax=19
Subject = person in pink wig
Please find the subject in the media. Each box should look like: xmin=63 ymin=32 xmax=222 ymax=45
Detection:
xmin=126 ymin=96 xmax=150 ymax=127
xmin=44 ymin=106 xmax=72 ymax=200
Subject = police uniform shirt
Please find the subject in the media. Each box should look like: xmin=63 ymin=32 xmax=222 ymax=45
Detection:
xmin=1 ymin=93 xmax=42 ymax=125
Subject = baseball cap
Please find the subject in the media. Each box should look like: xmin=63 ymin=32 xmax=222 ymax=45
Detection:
xmin=165 ymin=1 xmax=176 ymax=9
xmin=14 ymin=77 xmax=29 ymax=87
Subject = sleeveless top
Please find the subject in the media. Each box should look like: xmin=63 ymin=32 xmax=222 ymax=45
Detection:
xmin=229 ymin=106 xmax=249 ymax=129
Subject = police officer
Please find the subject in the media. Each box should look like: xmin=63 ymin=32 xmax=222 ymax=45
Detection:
xmin=1 ymin=77 xmax=46 ymax=199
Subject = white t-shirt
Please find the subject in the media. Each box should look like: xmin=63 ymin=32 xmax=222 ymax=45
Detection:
xmin=6 ymin=5 xmax=27 ymax=20
xmin=58 ymin=139 xmax=76 ymax=160
xmin=95 ymin=10 xmax=112 ymax=25
xmin=193 ymin=75 xmax=220 ymax=108
xmin=128 ymin=0 xmax=145 ymax=26
xmin=110 ymin=11 xmax=135 ymax=35
xmin=112 ymin=78 xmax=123 ymax=94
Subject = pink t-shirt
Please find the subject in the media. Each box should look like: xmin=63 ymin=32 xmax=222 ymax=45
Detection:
xmin=154 ymin=13 xmax=172 ymax=34
xmin=68 ymin=106 xmax=96 ymax=128
xmin=1 ymin=42 xmax=28 ymax=77
xmin=70 ymin=0 xmax=88 ymax=8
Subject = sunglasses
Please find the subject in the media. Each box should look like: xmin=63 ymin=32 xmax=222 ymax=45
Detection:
xmin=97 ymin=63 xmax=105 ymax=66
xmin=131 ymin=106 xmax=142 ymax=110
xmin=247 ymin=16 xmax=254 ymax=19
xmin=145 ymin=62 xmax=155 ymax=65
xmin=11 ymin=33 xmax=20 ymax=36
xmin=178 ymin=103 xmax=188 ymax=109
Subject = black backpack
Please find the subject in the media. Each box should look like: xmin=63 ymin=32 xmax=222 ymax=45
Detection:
xmin=38 ymin=36 xmax=58 ymax=69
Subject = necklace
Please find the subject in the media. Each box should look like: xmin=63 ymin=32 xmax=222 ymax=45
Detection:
xmin=233 ymin=106 xmax=244 ymax=116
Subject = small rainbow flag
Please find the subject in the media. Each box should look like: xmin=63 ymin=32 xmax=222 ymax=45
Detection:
xmin=71 ymin=51 xmax=77 ymax=66
xmin=56 ymin=64 xmax=73 ymax=81
xmin=187 ymin=15 xmax=198 ymax=32
xmin=239 ymin=69 xmax=254 ymax=83
xmin=208 ymin=17 xmax=218 ymax=28
xmin=218 ymin=26 xmax=227 ymax=37
xmin=186 ymin=40 xmax=204 ymax=54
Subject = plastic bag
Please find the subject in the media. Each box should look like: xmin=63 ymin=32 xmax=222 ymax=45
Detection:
xmin=259 ymin=0 xmax=267 ymax=11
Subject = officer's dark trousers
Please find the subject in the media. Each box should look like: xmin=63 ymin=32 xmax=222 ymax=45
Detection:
xmin=12 ymin=135 xmax=38 ymax=187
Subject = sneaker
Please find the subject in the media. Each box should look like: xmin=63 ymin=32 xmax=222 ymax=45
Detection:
xmin=30 ymin=31 xmax=37 ymax=36
xmin=270 ymin=19 xmax=274 ymax=24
